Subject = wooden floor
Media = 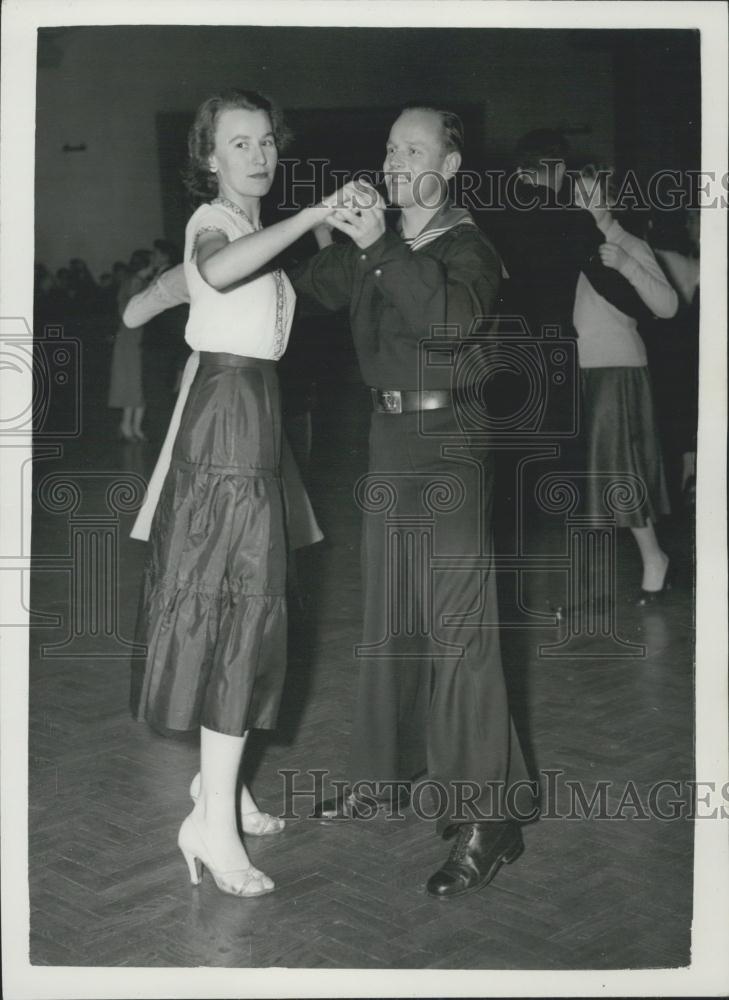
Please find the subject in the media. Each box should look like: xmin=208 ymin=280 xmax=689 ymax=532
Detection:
xmin=28 ymin=337 xmax=695 ymax=969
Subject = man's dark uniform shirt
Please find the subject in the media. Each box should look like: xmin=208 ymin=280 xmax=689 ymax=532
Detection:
xmin=294 ymin=204 xmax=501 ymax=389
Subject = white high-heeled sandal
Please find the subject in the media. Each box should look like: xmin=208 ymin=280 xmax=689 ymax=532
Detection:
xmin=189 ymin=774 xmax=286 ymax=836
xmin=177 ymin=812 xmax=274 ymax=898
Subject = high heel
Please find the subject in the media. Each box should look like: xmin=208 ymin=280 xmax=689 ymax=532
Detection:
xmin=177 ymin=813 xmax=274 ymax=898
xmin=635 ymin=559 xmax=674 ymax=607
xmin=189 ymin=773 xmax=285 ymax=837
xmin=180 ymin=845 xmax=202 ymax=885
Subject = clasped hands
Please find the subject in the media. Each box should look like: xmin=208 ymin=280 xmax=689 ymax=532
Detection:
xmin=318 ymin=180 xmax=386 ymax=250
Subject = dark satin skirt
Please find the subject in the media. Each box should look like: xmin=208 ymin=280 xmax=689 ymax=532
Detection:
xmin=131 ymin=352 xmax=287 ymax=737
xmin=581 ymin=366 xmax=671 ymax=528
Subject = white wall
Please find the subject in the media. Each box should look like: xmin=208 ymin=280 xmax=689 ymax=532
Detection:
xmin=35 ymin=26 xmax=614 ymax=275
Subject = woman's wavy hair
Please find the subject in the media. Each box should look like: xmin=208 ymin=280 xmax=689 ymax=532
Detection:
xmin=182 ymin=89 xmax=292 ymax=201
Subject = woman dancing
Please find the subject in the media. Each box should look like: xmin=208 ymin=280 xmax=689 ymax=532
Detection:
xmin=572 ymin=163 xmax=678 ymax=603
xmin=131 ymin=89 xmax=333 ymax=898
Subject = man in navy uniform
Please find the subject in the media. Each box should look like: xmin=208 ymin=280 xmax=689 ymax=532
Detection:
xmin=294 ymin=106 xmax=534 ymax=897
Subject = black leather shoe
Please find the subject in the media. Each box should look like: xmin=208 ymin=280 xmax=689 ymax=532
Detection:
xmin=426 ymin=822 xmax=523 ymax=899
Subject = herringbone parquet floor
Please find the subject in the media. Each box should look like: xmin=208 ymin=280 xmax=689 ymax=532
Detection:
xmin=28 ymin=340 xmax=695 ymax=969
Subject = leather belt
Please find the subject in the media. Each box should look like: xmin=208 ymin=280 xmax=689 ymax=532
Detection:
xmin=370 ymin=387 xmax=452 ymax=414
xmin=198 ymin=352 xmax=276 ymax=369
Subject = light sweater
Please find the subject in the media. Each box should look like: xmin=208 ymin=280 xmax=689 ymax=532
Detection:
xmin=573 ymin=219 xmax=678 ymax=368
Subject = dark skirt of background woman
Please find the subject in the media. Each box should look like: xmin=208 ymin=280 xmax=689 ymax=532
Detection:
xmin=131 ymin=352 xmax=287 ymax=737
xmin=581 ymin=366 xmax=671 ymax=528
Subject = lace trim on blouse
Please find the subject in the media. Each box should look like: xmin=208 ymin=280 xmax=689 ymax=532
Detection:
xmin=271 ymin=268 xmax=286 ymax=360
xmin=211 ymin=196 xmax=261 ymax=231
xmin=189 ymin=226 xmax=227 ymax=261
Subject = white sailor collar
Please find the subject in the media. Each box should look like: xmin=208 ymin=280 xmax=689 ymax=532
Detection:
xmin=397 ymin=203 xmax=476 ymax=252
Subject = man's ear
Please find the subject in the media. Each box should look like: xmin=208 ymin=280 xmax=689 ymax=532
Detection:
xmin=516 ymin=168 xmax=535 ymax=185
xmin=443 ymin=150 xmax=462 ymax=180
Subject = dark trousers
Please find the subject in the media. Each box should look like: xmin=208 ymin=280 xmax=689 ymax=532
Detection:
xmin=347 ymin=407 xmax=534 ymax=834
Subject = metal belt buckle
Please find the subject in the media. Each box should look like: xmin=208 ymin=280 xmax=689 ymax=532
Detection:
xmin=380 ymin=389 xmax=402 ymax=414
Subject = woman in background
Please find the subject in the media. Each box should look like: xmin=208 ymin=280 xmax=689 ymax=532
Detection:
xmin=572 ymin=163 xmax=678 ymax=603
xmin=108 ymin=248 xmax=153 ymax=441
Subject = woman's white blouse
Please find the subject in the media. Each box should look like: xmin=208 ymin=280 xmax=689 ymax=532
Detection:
xmin=183 ymin=197 xmax=296 ymax=358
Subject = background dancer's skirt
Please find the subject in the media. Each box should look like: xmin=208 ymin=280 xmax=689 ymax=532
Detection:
xmin=581 ymin=365 xmax=671 ymax=528
xmin=131 ymin=352 xmax=287 ymax=736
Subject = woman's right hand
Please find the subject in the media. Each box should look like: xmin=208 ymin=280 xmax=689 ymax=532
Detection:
xmin=301 ymin=200 xmax=337 ymax=233
xmin=320 ymin=179 xmax=384 ymax=215
xmin=300 ymin=179 xmax=382 ymax=234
